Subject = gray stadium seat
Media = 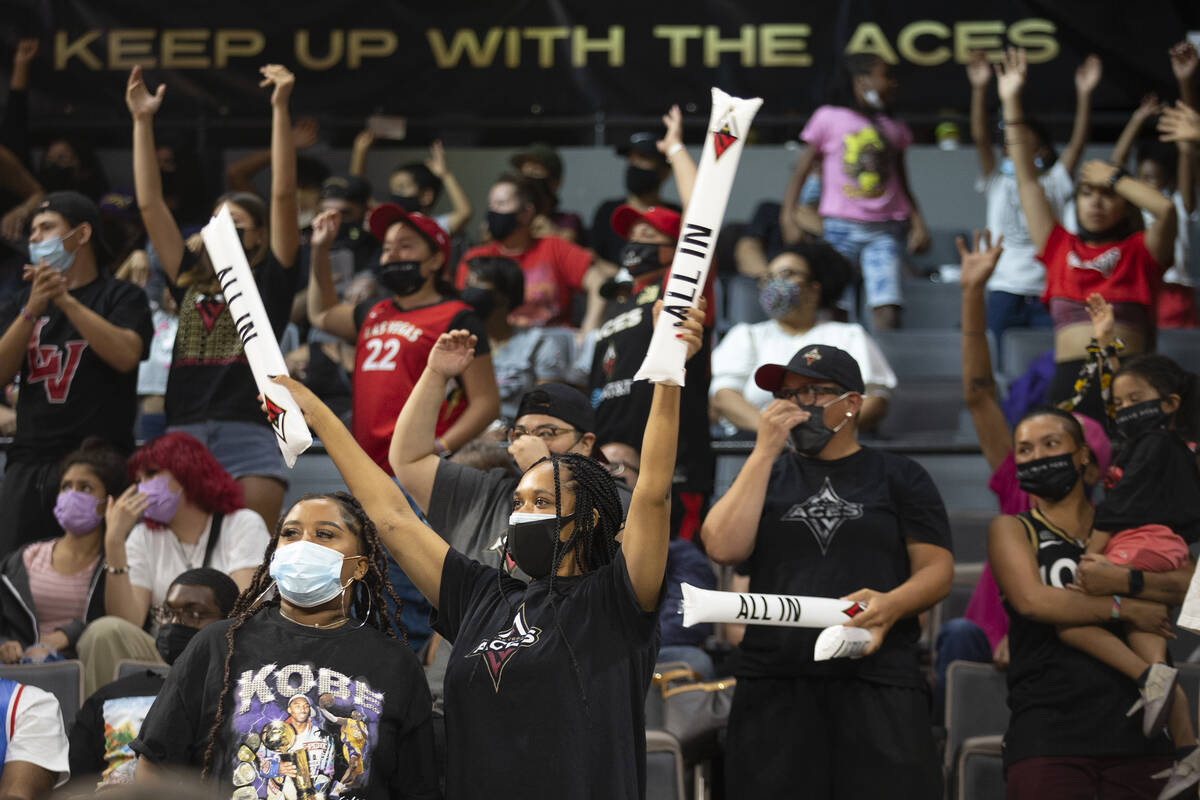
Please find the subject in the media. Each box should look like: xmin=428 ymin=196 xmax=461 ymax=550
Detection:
xmin=944 ymin=660 xmax=1009 ymax=777
xmin=955 ymin=735 xmax=1004 ymax=800
xmin=1157 ymin=329 xmax=1200 ymax=373
xmin=1000 ymin=328 xmax=1054 ymax=380
xmin=722 ymin=274 xmax=767 ymax=327
xmin=874 ymin=329 xmax=980 ymax=379
xmin=875 ymin=377 xmax=962 ymax=440
xmin=645 ymin=729 xmax=686 ymax=800
xmin=115 ymin=659 xmax=170 ymax=682
xmin=900 ymin=279 xmax=961 ymax=329
xmin=0 ymin=660 xmax=84 ymax=731
xmin=949 ymin=512 xmax=993 ymax=563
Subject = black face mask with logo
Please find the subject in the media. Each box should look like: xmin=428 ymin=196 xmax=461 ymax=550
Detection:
xmin=1015 ymin=452 xmax=1083 ymax=501
xmin=1113 ymin=399 xmax=1168 ymax=442
xmin=376 ymin=260 xmax=426 ymax=297
xmin=619 ymin=242 xmax=666 ymax=277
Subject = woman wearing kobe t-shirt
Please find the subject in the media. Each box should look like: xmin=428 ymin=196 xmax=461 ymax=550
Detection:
xmin=702 ymin=344 xmax=953 ymax=800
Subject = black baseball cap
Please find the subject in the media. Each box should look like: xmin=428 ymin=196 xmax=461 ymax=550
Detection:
xmin=754 ymin=344 xmax=865 ymax=395
xmin=319 ymin=175 xmax=371 ymax=205
xmin=515 ymin=383 xmax=596 ymax=433
xmin=616 ymin=132 xmax=668 ymax=166
xmin=33 ymin=191 xmax=110 ymax=260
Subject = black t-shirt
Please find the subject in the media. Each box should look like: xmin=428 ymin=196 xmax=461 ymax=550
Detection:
xmin=587 ymin=283 xmax=714 ymax=493
xmin=434 ymin=547 xmax=658 ymax=800
xmin=164 ymin=249 xmax=298 ymax=427
xmin=589 ymin=198 xmax=682 ymax=265
xmin=0 ymin=275 xmax=152 ymax=461
xmin=1095 ymin=429 xmax=1200 ymax=543
xmin=131 ymin=608 xmax=439 ymax=800
xmin=1003 ymin=509 xmax=1173 ymax=766
xmin=69 ymin=670 xmax=165 ymax=782
xmin=736 ymin=447 xmax=952 ymax=686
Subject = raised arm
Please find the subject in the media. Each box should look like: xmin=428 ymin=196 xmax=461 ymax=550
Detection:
xmin=349 ymin=128 xmax=374 ymax=177
xmin=988 ymin=514 xmax=1172 ymax=635
xmin=1111 ymin=95 xmax=1161 ymax=169
xmin=271 ymin=375 xmax=450 ymax=606
xmin=958 ymin=231 xmax=1012 ymax=472
xmin=1080 ymin=159 xmax=1176 ymax=265
xmin=259 ymin=65 xmax=300 ymax=268
xmin=657 ymin=105 xmax=697 ymax=209
xmin=436 ymin=352 xmax=500 ymax=451
xmin=0 ymin=144 xmax=42 ymax=244
xmin=305 ymin=209 xmax=357 ymax=341
xmin=1171 ymin=41 xmax=1199 ymax=109
xmin=426 ymin=141 xmax=473 ymax=236
xmin=126 ymin=66 xmax=184 ymax=282
xmin=623 ymin=302 xmax=704 ymax=610
xmin=579 ymin=258 xmax=618 ymax=334
xmin=966 ymin=50 xmax=996 ymax=179
xmin=1159 ymin=101 xmax=1200 ymax=145
xmin=780 ymin=145 xmax=818 ymax=245
xmin=1059 ymin=54 xmax=1101 ymax=176
xmin=996 ymin=48 xmax=1056 ymax=253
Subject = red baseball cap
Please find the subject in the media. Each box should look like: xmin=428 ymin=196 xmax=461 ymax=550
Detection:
xmin=610 ymin=204 xmax=681 ymax=242
xmin=367 ymin=204 xmax=451 ymax=265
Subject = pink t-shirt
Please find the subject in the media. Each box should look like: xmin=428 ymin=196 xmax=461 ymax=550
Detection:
xmin=800 ymin=105 xmax=914 ymax=223
xmin=22 ymin=540 xmax=97 ymax=639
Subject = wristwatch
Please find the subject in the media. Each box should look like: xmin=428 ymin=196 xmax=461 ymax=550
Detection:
xmin=1128 ymin=568 xmax=1145 ymax=596
xmin=1107 ymin=166 xmax=1128 ymax=190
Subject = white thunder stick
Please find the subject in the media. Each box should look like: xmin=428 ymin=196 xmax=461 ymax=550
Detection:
xmin=680 ymin=583 xmax=868 ymax=629
xmin=201 ymin=204 xmax=312 ymax=467
xmin=813 ymin=626 xmax=873 ymax=661
xmin=633 ymin=88 xmax=762 ymax=386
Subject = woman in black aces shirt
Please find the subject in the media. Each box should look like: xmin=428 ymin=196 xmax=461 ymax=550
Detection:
xmin=702 ymin=344 xmax=954 ymax=800
xmin=130 ymin=493 xmax=439 ymax=799
xmin=269 ymin=302 xmax=705 ymax=800
xmin=989 ymin=408 xmax=1174 ymax=798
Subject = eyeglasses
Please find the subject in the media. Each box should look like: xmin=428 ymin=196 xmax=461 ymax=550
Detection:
xmin=774 ymin=385 xmax=845 ymax=406
xmin=764 ymin=268 xmax=810 ymax=284
xmin=508 ymin=425 xmax=577 ymax=443
xmin=152 ymin=603 xmax=219 ymax=627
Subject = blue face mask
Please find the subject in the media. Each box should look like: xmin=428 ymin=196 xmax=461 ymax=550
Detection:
xmin=28 ymin=228 xmax=79 ymax=273
xmin=269 ymin=540 xmax=361 ymax=608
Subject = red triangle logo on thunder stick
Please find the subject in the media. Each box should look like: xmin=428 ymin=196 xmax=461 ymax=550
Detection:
xmin=263 ymin=394 xmax=287 ymax=443
xmin=712 ymin=123 xmax=737 ymax=160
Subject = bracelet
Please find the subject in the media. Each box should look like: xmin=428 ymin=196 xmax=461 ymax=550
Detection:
xmin=19 ymin=306 xmax=34 ymax=323
xmin=1107 ymin=167 xmax=1127 ymax=190
xmin=1111 ymin=594 xmax=1122 ymax=620
xmin=666 ymin=142 xmax=684 ymax=159
xmin=106 ymin=564 xmax=128 ymax=575
xmin=434 ymin=437 xmax=450 ymax=457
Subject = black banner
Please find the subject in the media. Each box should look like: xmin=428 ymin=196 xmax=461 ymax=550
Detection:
xmin=4 ymin=1 xmax=1199 ymax=127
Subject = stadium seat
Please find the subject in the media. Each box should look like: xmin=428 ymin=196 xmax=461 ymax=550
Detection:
xmin=0 ymin=660 xmax=84 ymax=731
xmin=900 ymin=279 xmax=961 ymax=329
xmin=538 ymin=327 xmax=576 ymax=373
xmin=955 ymin=734 xmax=1004 ymax=800
xmin=722 ymin=274 xmax=767 ymax=327
xmin=1000 ymin=328 xmax=1054 ymax=380
xmin=944 ymin=660 xmax=1009 ymax=778
xmin=875 ymin=377 xmax=962 ymax=440
xmin=874 ymin=329 xmax=982 ymax=379
xmin=948 ymin=512 xmax=993 ymax=563
xmin=645 ymin=729 xmax=687 ymax=800
xmin=1156 ymin=329 xmax=1200 ymax=373
xmin=115 ymin=659 xmax=170 ymax=682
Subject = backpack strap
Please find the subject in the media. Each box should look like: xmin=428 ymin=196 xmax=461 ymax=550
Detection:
xmin=202 ymin=513 xmax=225 ymax=569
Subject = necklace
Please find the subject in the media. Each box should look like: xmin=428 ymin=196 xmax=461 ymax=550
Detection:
xmin=171 ymin=531 xmax=204 ymax=570
xmin=278 ymin=606 xmax=348 ymax=629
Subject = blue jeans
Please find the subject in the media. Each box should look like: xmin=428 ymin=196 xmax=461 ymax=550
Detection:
xmin=933 ymin=617 xmax=993 ymax=723
xmin=986 ymin=290 xmax=1052 ymax=362
xmin=822 ymin=217 xmax=905 ymax=310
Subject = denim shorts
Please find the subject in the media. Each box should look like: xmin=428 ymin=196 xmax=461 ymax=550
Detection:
xmin=167 ymin=419 xmax=289 ymax=485
xmin=822 ymin=216 xmax=905 ymax=308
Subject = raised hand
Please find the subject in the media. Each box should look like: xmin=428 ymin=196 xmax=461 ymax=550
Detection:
xmin=966 ymin=50 xmax=992 ymax=88
xmin=14 ymin=38 xmax=38 ymax=66
xmin=0 ymin=205 xmax=28 ymax=244
xmin=267 ymin=375 xmax=325 ymax=426
xmin=125 ymin=65 xmax=165 ymax=120
xmin=755 ymin=399 xmax=809 ymax=458
xmin=105 ymin=485 xmax=149 ymax=542
xmin=426 ymin=140 xmax=448 ymax=178
xmin=656 ymin=105 xmax=684 ymax=155
xmin=427 ymin=329 xmax=477 ymax=379
xmin=1170 ymin=41 xmax=1199 ymax=83
xmin=1084 ymin=292 xmax=1114 ymax=346
xmin=956 ymin=230 xmax=1005 ymax=291
xmin=259 ymin=64 xmax=295 ymax=107
xmin=292 ymin=117 xmax=319 ymax=149
xmin=994 ymin=47 xmax=1027 ymax=103
xmin=1158 ymin=100 xmax=1200 ymax=144
xmin=310 ymin=209 xmax=341 ymax=250
xmin=651 ymin=296 xmax=706 ymax=361
xmin=1074 ymin=54 xmax=1102 ymax=95
xmin=1131 ymin=93 xmax=1162 ymax=124
xmin=1080 ymin=159 xmax=1122 ymax=189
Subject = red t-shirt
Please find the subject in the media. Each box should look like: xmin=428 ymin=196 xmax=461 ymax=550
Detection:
xmin=352 ymin=298 xmax=486 ymax=472
xmin=1039 ymin=224 xmax=1165 ymax=308
xmin=456 ymin=236 xmax=593 ymax=327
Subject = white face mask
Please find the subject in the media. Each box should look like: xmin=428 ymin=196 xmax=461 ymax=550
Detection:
xmin=862 ymin=88 xmax=885 ymax=110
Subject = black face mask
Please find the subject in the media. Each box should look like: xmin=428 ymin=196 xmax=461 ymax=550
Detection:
xmin=1016 ymin=453 xmax=1083 ymax=502
xmin=460 ymin=286 xmax=495 ymax=320
xmin=390 ymin=193 xmax=422 ymax=213
xmin=1114 ymin=399 xmax=1168 ymax=441
xmin=155 ymin=622 xmax=200 ymax=666
xmin=39 ymin=164 xmax=78 ymax=193
xmin=376 ymin=260 xmax=427 ymax=297
xmin=789 ymin=402 xmax=850 ymax=456
xmin=487 ymin=210 xmax=520 ymax=241
xmin=1076 ymin=213 xmax=1137 ymax=244
xmin=620 ymin=242 xmax=667 ymax=277
xmin=625 ymin=164 xmax=660 ymax=197
xmin=507 ymin=512 xmax=575 ymax=579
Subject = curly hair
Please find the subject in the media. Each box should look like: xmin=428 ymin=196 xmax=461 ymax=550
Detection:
xmin=199 ymin=492 xmax=406 ymax=779
xmin=59 ymin=437 xmax=129 ymax=498
xmin=127 ymin=433 xmax=243 ymax=525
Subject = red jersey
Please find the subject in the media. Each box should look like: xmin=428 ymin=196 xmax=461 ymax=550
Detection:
xmin=1039 ymin=224 xmax=1165 ymax=308
xmin=455 ymin=236 xmax=593 ymax=327
xmin=352 ymin=298 xmax=484 ymax=471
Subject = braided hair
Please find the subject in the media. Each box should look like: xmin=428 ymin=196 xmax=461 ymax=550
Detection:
xmin=199 ymin=492 xmax=406 ymax=779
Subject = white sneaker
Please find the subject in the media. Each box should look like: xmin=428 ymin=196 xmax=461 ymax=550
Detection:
xmin=1153 ymin=747 xmax=1200 ymax=800
xmin=1127 ymin=663 xmax=1179 ymax=737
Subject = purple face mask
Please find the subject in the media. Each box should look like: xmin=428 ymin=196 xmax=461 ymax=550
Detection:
xmin=139 ymin=475 xmax=182 ymax=524
xmin=53 ymin=490 xmax=103 ymax=536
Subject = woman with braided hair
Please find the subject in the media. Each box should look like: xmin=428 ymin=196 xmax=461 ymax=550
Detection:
xmin=128 ymin=492 xmax=440 ymax=799
xmin=269 ymin=299 xmax=704 ymax=800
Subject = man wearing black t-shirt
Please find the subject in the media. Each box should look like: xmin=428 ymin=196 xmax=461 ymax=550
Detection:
xmin=0 ymin=191 xmax=152 ymax=552
xmin=702 ymin=344 xmax=953 ymax=800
